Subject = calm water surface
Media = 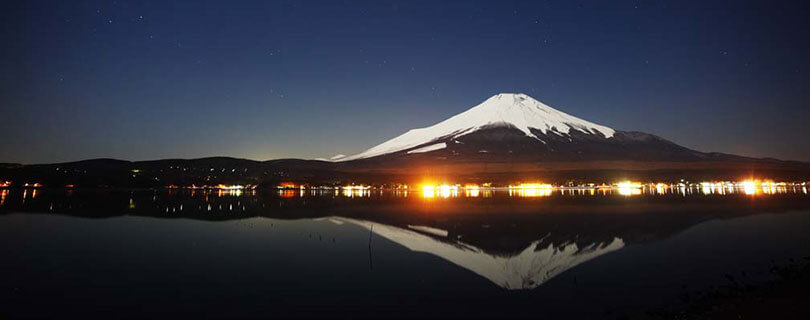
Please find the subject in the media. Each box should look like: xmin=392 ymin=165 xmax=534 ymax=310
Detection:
xmin=1 ymin=188 xmax=809 ymax=319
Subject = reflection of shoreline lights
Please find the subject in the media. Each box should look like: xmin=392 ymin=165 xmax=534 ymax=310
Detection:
xmin=655 ymin=183 xmax=668 ymax=194
xmin=0 ymin=178 xmax=805 ymax=206
xmin=616 ymin=181 xmax=642 ymax=196
xmin=342 ymin=185 xmax=371 ymax=198
xmin=342 ymin=185 xmax=371 ymax=191
xmin=215 ymin=184 xmax=245 ymax=190
xmin=421 ymin=184 xmax=460 ymax=198
xmin=464 ymin=184 xmax=480 ymax=197
xmin=440 ymin=185 xmax=457 ymax=198
xmin=165 ymin=184 xmax=256 ymax=190
xmin=742 ymin=180 xmax=757 ymax=195
xmin=700 ymin=182 xmax=712 ymax=195
xmin=278 ymin=189 xmax=296 ymax=198
xmin=699 ymin=182 xmax=728 ymax=195
xmin=156 ymin=179 xmax=810 ymax=198
xmin=760 ymin=181 xmax=785 ymax=195
xmin=422 ymin=185 xmax=435 ymax=198
xmin=695 ymin=181 xmax=734 ymax=195
xmin=508 ymin=184 xmax=553 ymax=197
xmin=741 ymin=180 xmax=790 ymax=195
xmin=217 ymin=189 xmax=242 ymax=197
xmin=509 ymin=184 xmax=553 ymax=189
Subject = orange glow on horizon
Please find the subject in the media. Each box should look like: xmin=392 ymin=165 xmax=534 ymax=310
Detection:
xmin=278 ymin=182 xmax=297 ymax=189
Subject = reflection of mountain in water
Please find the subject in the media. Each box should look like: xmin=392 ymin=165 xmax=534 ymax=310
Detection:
xmin=334 ymin=217 xmax=624 ymax=290
xmin=4 ymin=188 xmax=810 ymax=291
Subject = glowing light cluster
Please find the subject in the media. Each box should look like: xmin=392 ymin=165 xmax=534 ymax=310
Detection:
xmin=654 ymin=183 xmax=668 ymax=194
xmin=217 ymin=189 xmax=243 ymax=197
xmin=508 ymin=183 xmax=553 ymax=197
xmin=741 ymin=180 xmax=757 ymax=195
xmin=342 ymin=185 xmax=371 ymax=197
xmin=421 ymin=184 xmax=460 ymax=198
xmin=616 ymin=181 xmax=642 ymax=196
xmin=215 ymin=184 xmax=245 ymax=190
xmin=249 ymin=179 xmax=810 ymax=198
xmin=277 ymin=182 xmax=298 ymax=189
xmin=278 ymin=189 xmax=296 ymax=198
xmin=342 ymin=185 xmax=371 ymax=191
xmin=464 ymin=184 xmax=480 ymax=197
xmin=509 ymin=183 xmax=553 ymax=190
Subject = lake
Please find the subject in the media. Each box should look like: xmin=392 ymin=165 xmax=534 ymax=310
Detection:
xmin=1 ymin=187 xmax=809 ymax=319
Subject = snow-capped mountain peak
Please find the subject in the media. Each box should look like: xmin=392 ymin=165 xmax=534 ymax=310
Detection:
xmin=337 ymin=93 xmax=615 ymax=161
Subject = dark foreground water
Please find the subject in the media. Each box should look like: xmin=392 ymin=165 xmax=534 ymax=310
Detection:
xmin=1 ymin=188 xmax=810 ymax=319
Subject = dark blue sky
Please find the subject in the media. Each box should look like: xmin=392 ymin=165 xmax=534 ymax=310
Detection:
xmin=2 ymin=0 xmax=809 ymax=163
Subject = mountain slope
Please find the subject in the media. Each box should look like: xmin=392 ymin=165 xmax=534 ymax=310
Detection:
xmin=336 ymin=93 xmax=752 ymax=163
xmin=337 ymin=93 xmax=615 ymax=161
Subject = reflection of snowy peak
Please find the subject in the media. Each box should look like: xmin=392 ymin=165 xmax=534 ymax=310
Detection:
xmin=337 ymin=93 xmax=615 ymax=161
xmin=335 ymin=218 xmax=624 ymax=290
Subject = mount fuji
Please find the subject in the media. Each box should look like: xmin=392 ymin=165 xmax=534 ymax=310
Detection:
xmin=336 ymin=93 xmax=733 ymax=163
xmin=338 ymin=93 xmax=615 ymax=161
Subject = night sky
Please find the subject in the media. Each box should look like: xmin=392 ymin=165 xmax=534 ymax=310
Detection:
xmin=2 ymin=0 xmax=809 ymax=164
